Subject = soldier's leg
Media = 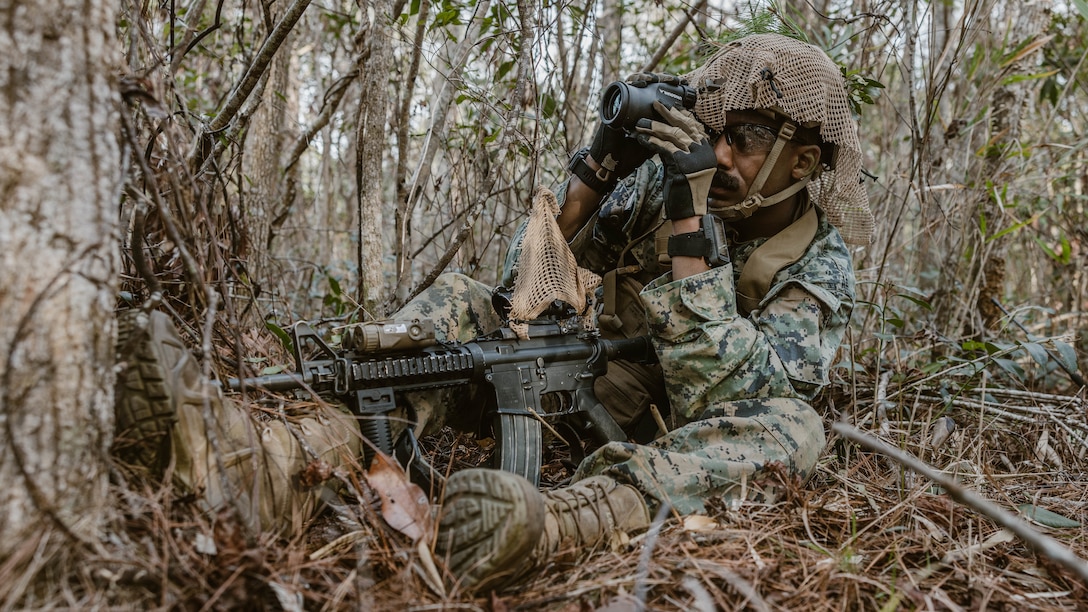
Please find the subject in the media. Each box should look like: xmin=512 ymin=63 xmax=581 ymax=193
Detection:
xmin=115 ymin=310 xmax=363 ymax=535
xmin=388 ymin=273 xmax=501 ymax=437
xmin=434 ymin=398 xmax=823 ymax=590
xmin=572 ymin=397 xmax=826 ymax=514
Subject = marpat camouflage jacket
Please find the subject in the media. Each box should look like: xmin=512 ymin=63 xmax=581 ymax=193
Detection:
xmin=506 ymin=161 xmax=856 ymax=427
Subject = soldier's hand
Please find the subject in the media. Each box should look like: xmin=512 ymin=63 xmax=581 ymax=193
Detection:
xmin=623 ymin=72 xmax=685 ymax=87
xmin=586 ymin=123 xmax=652 ymax=191
xmin=634 ymin=101 xmax=717 ymax=220
xmin=583 ymin=73 xmax=690 ymax=190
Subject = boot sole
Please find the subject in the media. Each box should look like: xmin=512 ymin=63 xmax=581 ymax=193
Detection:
xmin=113 ymin=311 xmax=186 ymax=471
xmin=436 ymin=468 xmax=545 ymax=591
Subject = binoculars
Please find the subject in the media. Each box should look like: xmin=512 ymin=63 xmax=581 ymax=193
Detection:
xmin=598 ymin=78 xmax=697 ymax=130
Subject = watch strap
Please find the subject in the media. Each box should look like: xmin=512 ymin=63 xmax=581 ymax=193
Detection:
xmin=568 ymin=148 xmax=614 ymax=193
xmin=667 ymin=231 xmax=711 ymax=259
xmin=666 ymin=214 xmax=730 ymax=267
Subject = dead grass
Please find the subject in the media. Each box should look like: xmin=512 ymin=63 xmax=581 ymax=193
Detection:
xmin=7 ymin=368 xmax=1088 ymax=610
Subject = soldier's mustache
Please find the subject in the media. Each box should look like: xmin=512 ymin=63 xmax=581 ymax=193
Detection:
xmin=713 ymin=169 xmax=739 ymax=191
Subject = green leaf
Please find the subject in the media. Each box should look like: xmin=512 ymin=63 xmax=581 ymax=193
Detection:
xmin=266 ymin=321 xmax=293 ymax=354
xmin=1033 ymin=235 xmax=1072 ymax=264
xmin=260 ymin=365 xmax=285 ymax=375
xmin=1019 ymin=342 xmax=1050 ymax=368
xmin=1000 ymin=69 xmax=1060 ymax=86
xmin=1018 ymin=504 xmax=1081 ymax=528
xmin=539 ymin=94 xmax=558 ymax=118
xmin=992 ymin=358 xmax=1025 ymax=381
xmin=896 ymin=293 xmax=933 ymax=311
xmin=961 ymin=340 xmax=989 ymax=353
xmin=920 ymin=361 xmax=947 ymax=375
xmin=495 ymin=59 xmax=516 ymax=81
xmin=1076 ymin=0 xmax=1088 ymax=20
xmin=1052 ymin=341 xmax=1079 ymax=373
xmin=832 ymin=359 xmax=867 ymax=373
xmin=986 ymin=213 xmax=1038 ymax=242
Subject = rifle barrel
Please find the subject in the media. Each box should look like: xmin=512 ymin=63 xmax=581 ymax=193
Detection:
xmin=226 ymin=371 xmax=313 ymax=392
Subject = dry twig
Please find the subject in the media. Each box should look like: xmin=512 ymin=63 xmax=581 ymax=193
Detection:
xmin=832 ymin=421 xmax=1088 ymax=586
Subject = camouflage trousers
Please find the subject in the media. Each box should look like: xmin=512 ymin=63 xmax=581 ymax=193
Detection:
xmin=573 ymin=398 xmax=824 ymax=514
xmin=394 ymin=273 xmax=827 ymax=514
xmin=116 ymin=309 xmax=363 ymax=536
xmin=171 ymin=397 xmax=363 ymax=534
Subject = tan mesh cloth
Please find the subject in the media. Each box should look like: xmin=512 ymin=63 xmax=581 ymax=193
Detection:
xmin=509 ymin=186 xmax=601 ymax=338
xmin=684 ymin=33 xmax=874 ymax=245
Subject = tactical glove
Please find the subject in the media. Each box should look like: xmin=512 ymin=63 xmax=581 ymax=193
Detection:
xmin=577 ymin=73 xmax=690 ymax=191
xmin=586 ymin=122 xmax=652 ymax=188
xmin=634 ymin=101 xmax=717 ymax=220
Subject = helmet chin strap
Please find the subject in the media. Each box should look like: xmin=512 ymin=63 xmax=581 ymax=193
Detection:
xmin=708 ymin=120 xmax=813 ymax=221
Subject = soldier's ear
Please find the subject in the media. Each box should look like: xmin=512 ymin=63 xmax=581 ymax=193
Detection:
xmin=791 ymin=144 xmax=822 ymax=180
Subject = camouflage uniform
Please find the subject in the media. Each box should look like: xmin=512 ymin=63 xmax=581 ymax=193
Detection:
xmin=411 ymin=158 xmax=854 ymax=515
xmin=121 ymin=156 xmax=852 ymax=532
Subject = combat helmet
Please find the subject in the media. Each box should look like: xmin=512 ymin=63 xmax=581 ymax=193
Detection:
xmin=685 ymin=33 xmax=873 ymax=245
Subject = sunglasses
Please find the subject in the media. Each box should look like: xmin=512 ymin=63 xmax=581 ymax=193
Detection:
xmin=707 ymin=123 xmax=779 ymax=155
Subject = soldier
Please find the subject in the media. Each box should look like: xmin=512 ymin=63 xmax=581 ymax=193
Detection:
xmin=114 ymin=32 xmax=871 ymax=592
xmin=432 ymin=32 xmax=873 ymax=590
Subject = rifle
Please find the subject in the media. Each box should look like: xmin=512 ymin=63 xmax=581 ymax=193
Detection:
xmin=226 ymin=315 xmax=656 ymax=487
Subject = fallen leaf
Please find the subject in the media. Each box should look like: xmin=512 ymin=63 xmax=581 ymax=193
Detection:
xmin=929 ymin=416 xmax=956 ymax=451
xmin=364 ymin=451 xmax=432 ymax=542
xmin=1018 ymin=504 xmax=1082 ymax=529
xmin=683 ymin=515 xmax=719 ymax=532
xmin=943 ymin=529 xmax=1016 ymax=563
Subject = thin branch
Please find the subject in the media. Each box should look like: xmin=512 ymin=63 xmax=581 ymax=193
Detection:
xmin=394 ymin=0 xmax=493 ymax=296
xmin=393 ymin=0 xmax=432 ymax=290
xmin=832 ymin=421 xmax=1088 ymax=587
xmin=271 ymin=57 xmax=368 ymax=242
xmin=190 ymin=0 xmax=313 ymax=170
xmin=640 ymin=0 xmax=709 ymax=74
xmin=120 ymin=109 xmax=204 ymax=290
xmin=171 ymin=0 xmax=223 ymax=73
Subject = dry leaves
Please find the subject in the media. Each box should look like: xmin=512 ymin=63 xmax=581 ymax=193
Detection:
xmin=363 ymin=451 xmax=432 ymax=543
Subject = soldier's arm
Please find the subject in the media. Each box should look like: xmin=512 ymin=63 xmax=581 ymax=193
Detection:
xmin=557 ymin=164 xmax=607 ymax=240
xmin=640 ymin=239 xmax=854 ymax=426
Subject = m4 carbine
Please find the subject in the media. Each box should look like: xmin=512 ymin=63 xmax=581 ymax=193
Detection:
xmin=227 ymin=317 xmax=656 ymax=487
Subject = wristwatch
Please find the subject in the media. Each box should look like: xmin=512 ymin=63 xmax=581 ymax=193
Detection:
xmin=667 ymin=214 xmax=730 ymax=267
xmin=567 ymin=148 xmax=614 ymax=193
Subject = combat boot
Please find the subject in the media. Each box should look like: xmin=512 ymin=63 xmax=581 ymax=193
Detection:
xmin=115 ymin=310 xmax=364 ymax=534
xmin=113 ymin=310 xmax=248 ymax=510
xmin=437 ymin=468 xmax=651 ymax=591
xmin=113 ymin=310 xmax=201 ymax=472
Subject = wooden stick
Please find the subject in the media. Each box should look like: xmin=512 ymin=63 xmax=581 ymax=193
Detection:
xmin=832 ymin=421 xmax=1088 ymax=586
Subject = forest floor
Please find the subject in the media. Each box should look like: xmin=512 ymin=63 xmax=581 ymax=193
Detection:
xmin=19 ymin=339 xmax=1088 ymax=611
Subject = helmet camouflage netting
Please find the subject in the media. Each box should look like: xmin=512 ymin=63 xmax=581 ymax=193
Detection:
xmin=684 ymin=33 xmax=874 ymax=245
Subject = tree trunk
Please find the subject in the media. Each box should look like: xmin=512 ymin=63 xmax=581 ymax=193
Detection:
xmin=974 ymin=3 xmax=1048 ymax=330
xmin=599 ymin=0 xmax=623 ymax=91
xmin=246 ymin=9 xmax=300 ymax=315
xmin=0 ymin=0 xmax=120 ymax=594
xmin=355 ymin=0 xmax=395 ymax=313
